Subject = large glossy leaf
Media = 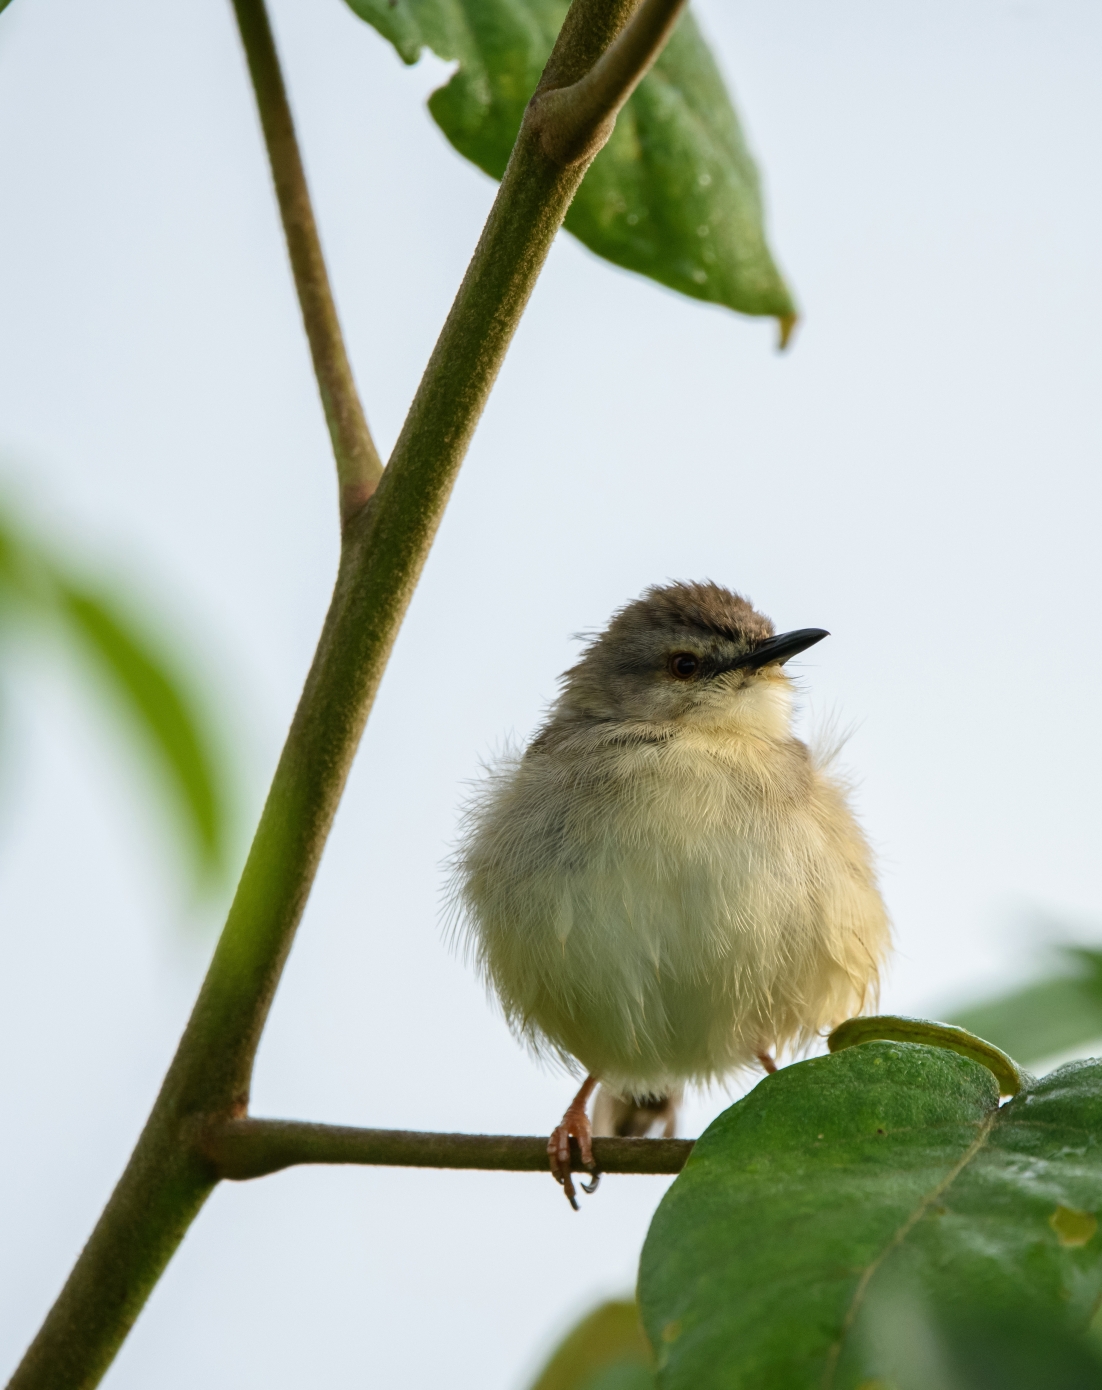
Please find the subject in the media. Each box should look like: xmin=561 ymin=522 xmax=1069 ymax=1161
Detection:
xmin=527 ymin=1300 xmax=655 ymax=1390
xmin=948 ymin=948 xmax=1102 ymax=1065
xmin=343 ymin=0 xmax=795 ymax=324
xmin=0 ymin=501 xmax=230 ymax=886
xmin=638 ymin=1041 xmax=1102 ymax=1389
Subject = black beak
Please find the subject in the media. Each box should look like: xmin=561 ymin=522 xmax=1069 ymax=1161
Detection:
xmin=733 ymin=627 xmax=829 ymax=672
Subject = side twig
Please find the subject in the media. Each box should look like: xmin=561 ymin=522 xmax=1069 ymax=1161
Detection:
xmin=529 ymin=0 xmax=688 ymax=165
xmin=6 ymin=0 xmax=689 ymax=1385
xmin=231 ymin=0 xmax=384 ymax=524
xmin=203 ymin=1119 xmax=694 ymax=1181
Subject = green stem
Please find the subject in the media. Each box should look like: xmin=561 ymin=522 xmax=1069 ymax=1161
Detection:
xmin=530 ymin=0 xmax=687 ymax=165
xmin=203 ymin=1119 xmax=694 ymax=1180
xmin=827 ymin=1015 xmax=1025 ymax=1098
xmin=6 ymin=0 xmax=676 ymax=1384
xmin=231 ymin=0 xmax=384 ymax=525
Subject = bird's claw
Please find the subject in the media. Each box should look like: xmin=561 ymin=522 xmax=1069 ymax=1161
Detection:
xmin=548 ymin=1105 xmax=597 ymax=1210
xmin=548 ymin=1122 xmax=578 ymax=1207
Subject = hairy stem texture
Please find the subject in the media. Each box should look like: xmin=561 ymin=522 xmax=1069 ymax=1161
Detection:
xmin=531 ymin=0 xmax=687 ymax=164
xmin=7 ymin=0 xmax=673 ymax=1384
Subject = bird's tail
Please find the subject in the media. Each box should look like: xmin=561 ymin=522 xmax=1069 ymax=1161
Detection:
xmin=592 ymin=1085 xmax=681 ymax=1138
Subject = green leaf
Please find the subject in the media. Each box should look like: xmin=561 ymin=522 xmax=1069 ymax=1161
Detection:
xmin=0 ymin=497 xmax=230 ymax=888
xmin=638 ymin=1041 xmax=1102 ymax=1389
xmin=54 ymin=582 xmax=227 ymax=882
xmin=343 ymin=0 xmax=795 ymax=324
xmin=528 ymin=1300 xmax=655 ymax=1390
xmin=947 ymin=949 xmax=1102 ymax=1065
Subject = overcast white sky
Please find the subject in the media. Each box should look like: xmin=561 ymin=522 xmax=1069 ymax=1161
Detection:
xmin=0 ymin=0 xmax=1100 ymax=1384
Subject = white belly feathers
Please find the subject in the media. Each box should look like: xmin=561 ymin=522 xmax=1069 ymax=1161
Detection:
xmin=455 ymin=711 xmax=888 ymax=1096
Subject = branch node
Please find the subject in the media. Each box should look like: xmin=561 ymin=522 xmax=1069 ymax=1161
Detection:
xmin=524 ymin=0 xmax=687 ymax=169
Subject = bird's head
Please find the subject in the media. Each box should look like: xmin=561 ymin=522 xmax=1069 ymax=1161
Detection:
xmin=557 ymin=581 xmax=828 ymax=737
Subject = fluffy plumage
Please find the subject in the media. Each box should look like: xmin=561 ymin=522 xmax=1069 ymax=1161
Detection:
xmin=453 ymin=581 xmax=890 ymax=1101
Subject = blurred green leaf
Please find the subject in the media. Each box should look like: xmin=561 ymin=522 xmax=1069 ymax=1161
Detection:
xmin=947 ymin=948 xmax=1102 ymax=1066
xmin=0 ymin=498 xmax=230 ymax=889
xmin=950 ymin=977 xmax=1102 ymax=1066
xmin=343 ymin=0 xmax=795 ymax=325
xmin=528 ymin=1300 xmax=655 ymax=1390
xmin=638 ymin=1040 xmax=1102 ymax=1389
xmin=55 ymin=583 xmax=226 ymax=881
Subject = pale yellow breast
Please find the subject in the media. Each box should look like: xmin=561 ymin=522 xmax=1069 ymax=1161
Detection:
xmin=457 ymin=686 xmax=890 ymax=1093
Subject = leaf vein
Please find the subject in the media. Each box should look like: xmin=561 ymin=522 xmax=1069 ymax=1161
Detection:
xmin=819 ymin=1109 xmax=998 ymax=1390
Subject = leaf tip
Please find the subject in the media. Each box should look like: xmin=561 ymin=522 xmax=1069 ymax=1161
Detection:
xmin=776 ymin=313 xmax=799 ymax=352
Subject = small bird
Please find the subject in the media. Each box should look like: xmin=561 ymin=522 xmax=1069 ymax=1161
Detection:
xmin=454 ymin=582 xmax=890 ymax=1206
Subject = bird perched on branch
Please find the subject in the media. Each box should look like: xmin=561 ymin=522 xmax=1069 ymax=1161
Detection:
xmin=454 ymin=581 xmax=889 ymax=1207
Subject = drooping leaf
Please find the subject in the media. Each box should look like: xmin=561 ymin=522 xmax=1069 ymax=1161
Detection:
xmin=343 ymin=0 xmax=795 ymax=325
xmin=528 ymin=1300 xmax=655 ymax=1390
xmin=55 ymin=583 xmax=226 ymax=880
xmin=638 ymin=1040 xmax=1102 ymax=1389
xmin=0 ymin=497 xmax=230 ymax=887
xmin=947 ymin=948 xmax=1102 ymax=1065
xmin=0 ymin=505 xmax=48 ymax=606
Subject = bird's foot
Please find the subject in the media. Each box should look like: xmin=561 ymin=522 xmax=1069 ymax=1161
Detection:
xmin=548 ymin=1075 xmax=599 ymax=1210
xmin=757 ymin=1051 xmax=778 ymax=1074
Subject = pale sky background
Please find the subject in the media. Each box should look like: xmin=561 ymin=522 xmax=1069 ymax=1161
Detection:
xmin=0 ymin=0 xmax=1100 ymax=1385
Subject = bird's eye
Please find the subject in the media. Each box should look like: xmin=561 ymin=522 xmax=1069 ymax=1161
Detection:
xmin=669 ymin=653 xmax=699 ymax=679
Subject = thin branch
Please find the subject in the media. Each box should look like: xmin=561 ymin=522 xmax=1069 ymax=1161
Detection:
xmin=6 ymin=0 xmax=684 ymax=1383
xmin=203 ymin=1119 xmax=694 ymax=1181
xmin=231 ymin=0 xmax=383 ymax=525
xmin=528 ymin=0 xmax=688 ymax=166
